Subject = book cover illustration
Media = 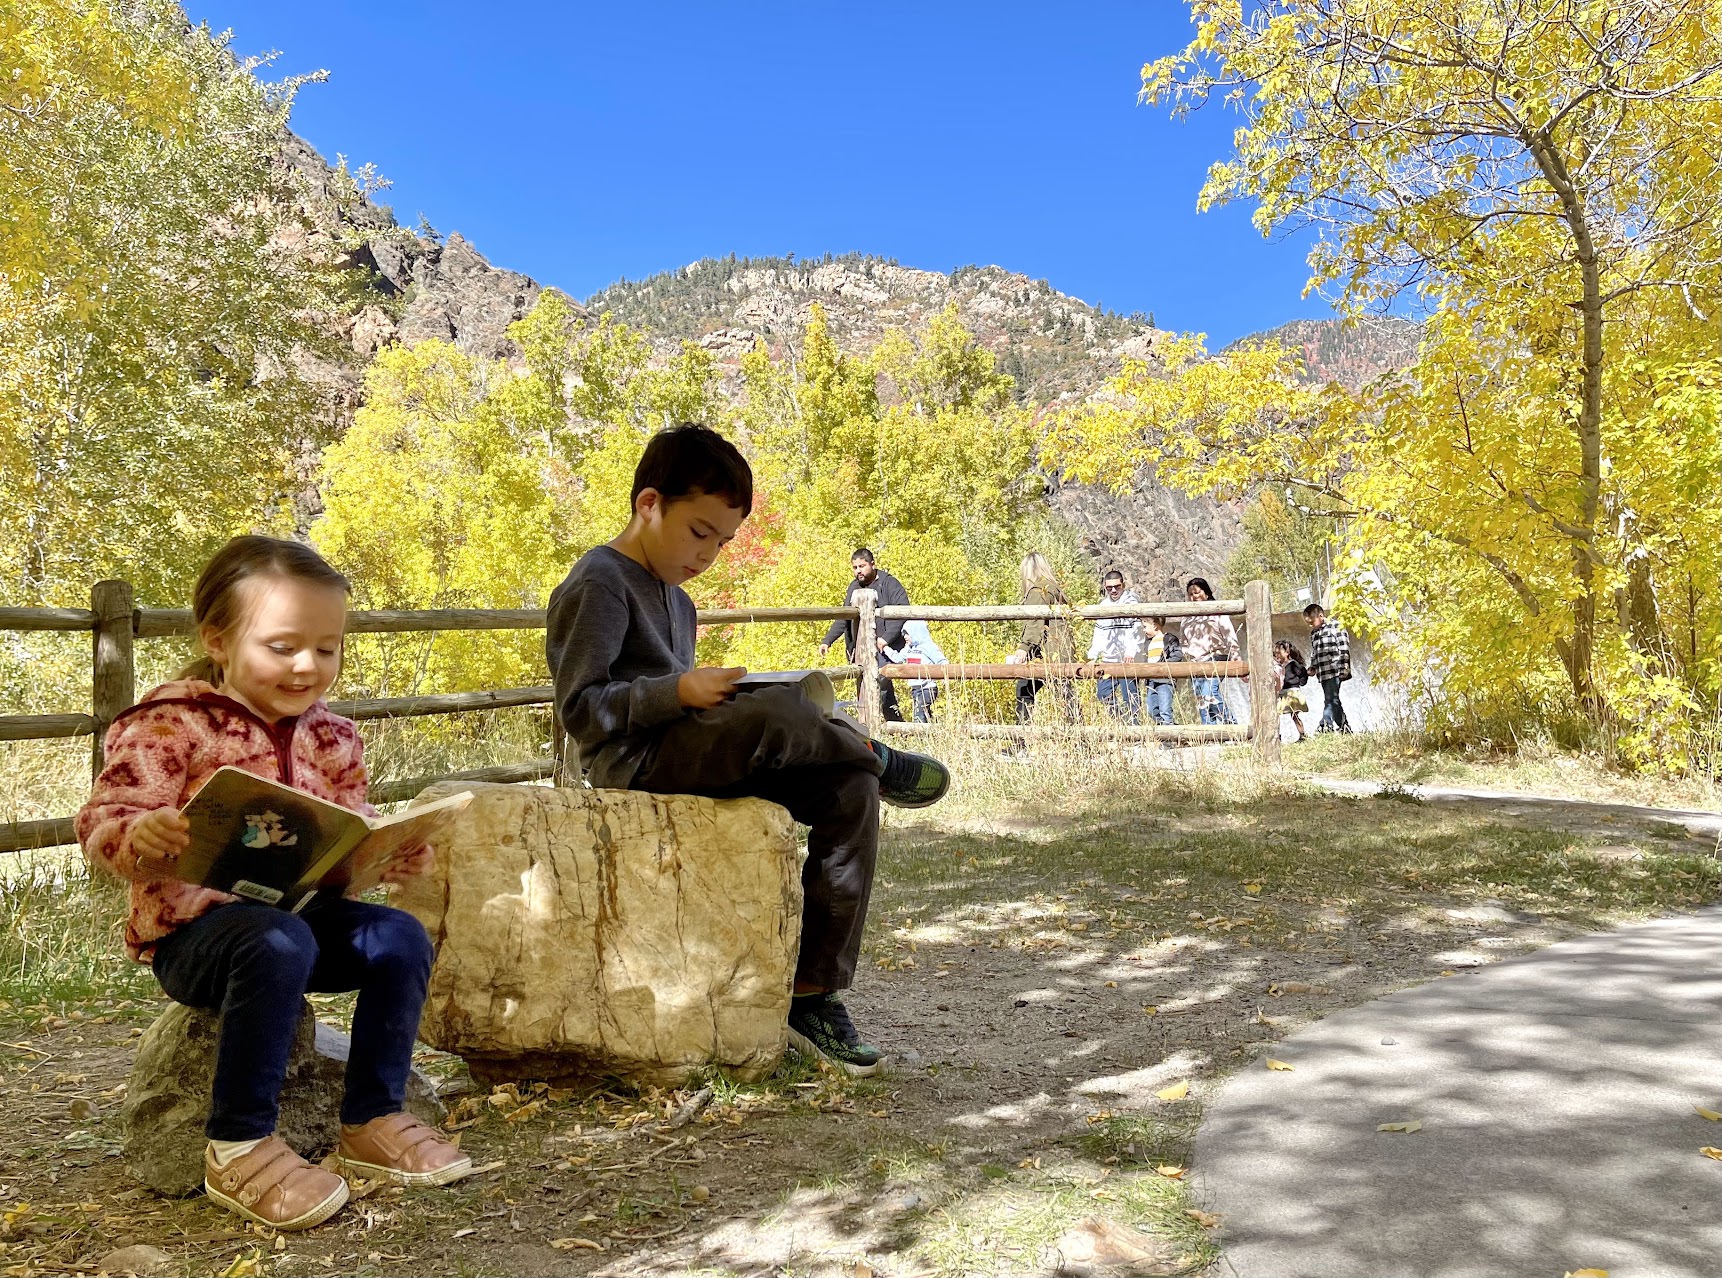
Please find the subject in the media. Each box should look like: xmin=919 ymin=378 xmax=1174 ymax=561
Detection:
xmin=173 ymin=767 xmax=471 ymax=908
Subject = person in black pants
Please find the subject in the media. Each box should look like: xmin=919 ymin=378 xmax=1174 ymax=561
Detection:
xmin=1304 ymin=604 xmax=1354 ymax=732
xmin=819 ymin=547 xmax=909 ymax=723
xmin=547 ymin=427 xmax=951 ymax=1076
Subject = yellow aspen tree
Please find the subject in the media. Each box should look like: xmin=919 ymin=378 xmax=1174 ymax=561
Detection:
xmin=1053 ymin=1 xmax=1721 ymax=760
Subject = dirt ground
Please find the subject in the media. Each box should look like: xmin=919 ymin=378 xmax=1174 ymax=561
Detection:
xmin=2 ymin=783 xmax=1715 ymax=1278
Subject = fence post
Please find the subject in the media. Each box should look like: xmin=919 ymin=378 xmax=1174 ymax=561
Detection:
xmin=1244 ymin=579 xmax=1280 ymax=766
xmin=855 ymin=588 xmax=879 ymax=736
xmin=90 ymin=579 xmax=136 ymax=778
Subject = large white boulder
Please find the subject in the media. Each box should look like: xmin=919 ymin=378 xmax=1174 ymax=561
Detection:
xmin=393 ymin=783 xmax=802 ymax=1086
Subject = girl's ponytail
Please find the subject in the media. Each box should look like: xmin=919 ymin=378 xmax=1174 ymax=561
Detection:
xmin=177 ymin=654 xmax=221 ymax=683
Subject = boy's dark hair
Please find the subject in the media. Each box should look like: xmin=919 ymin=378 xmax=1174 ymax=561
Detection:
xmin=1302 ymin=603 xmax=1327 ymax=620
xmin=631 ymin=423 xmax=753 ymax=516
xmin=1102 ymin=569 xmax=1125 ymax=584
xmin=852 ymin=547 xmax=875 ymax=564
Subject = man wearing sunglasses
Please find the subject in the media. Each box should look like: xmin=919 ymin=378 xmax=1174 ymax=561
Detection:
xmin=1087 ymin=569 xmax=1145 ymax=723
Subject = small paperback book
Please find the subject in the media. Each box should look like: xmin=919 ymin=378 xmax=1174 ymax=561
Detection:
xmin=173 ymin=767 xmax=473 ymax=910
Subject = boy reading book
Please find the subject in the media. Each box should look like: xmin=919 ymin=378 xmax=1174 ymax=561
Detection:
xmin=545 ymin=424 xmax=950 ymax=1075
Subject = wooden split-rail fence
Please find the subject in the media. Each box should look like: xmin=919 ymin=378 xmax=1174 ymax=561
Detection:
xmin=0 ymin=579 xmax=1279 ymax=855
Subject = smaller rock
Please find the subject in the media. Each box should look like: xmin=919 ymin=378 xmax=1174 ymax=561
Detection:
xmin=95 ymin=1243 xmax=175 ymax=1276
xmin=1381 ymin=1037 xmax=1398 ymax=1046
xmin=899 ymin=1049 xmax=924 ymax=1066
xmin=122 ymin=1000 xmax=442 ymax=1195
xmin=68 ymin=1098 xmax=99 ymax=1121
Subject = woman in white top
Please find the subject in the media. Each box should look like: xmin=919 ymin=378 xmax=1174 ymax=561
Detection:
xmin=1180 ymin=577 xmax=1239 ymax=726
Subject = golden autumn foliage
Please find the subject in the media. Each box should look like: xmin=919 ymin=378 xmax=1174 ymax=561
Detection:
xmin=1049 ymin=0 xmax=1722 ymax=767
xmin=313 ymin=297 xmax=1073 ymax=698
xmin=1 ymin=0 xmax=362 ymax=605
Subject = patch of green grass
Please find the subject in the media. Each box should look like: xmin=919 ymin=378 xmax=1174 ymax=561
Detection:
xmin=0 ymin=852 xmax=156 ymax=1017
xmin=1077 ymin=1110 xmax=1201 ymax=1169
xmin=911 ymin=1166 xmax=1214 ymax=1276
xmin=876 ymin=790 xmax=1716 ymax=952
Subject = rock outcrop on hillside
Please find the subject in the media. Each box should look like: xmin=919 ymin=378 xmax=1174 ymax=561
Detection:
xmin=1223 ymin=314 xmax=1421 ymax=390
xmin=286 ymin=130 xmax=1409 ymax=580
xmin=589 ymin=255 xmax=1170 ymax=405
xmin=283 ymin=131 xmax=567 ymax=364
xmin=1050 ymin=478 xmax=1241 ymax=601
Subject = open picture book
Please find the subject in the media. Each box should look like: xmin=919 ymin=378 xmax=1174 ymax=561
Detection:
xmin=172 ymin=766 xmax=473 ymax=910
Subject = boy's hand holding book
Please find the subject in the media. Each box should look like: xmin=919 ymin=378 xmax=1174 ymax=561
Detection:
xmin=678 ymin=666 xmax=746 ymax=710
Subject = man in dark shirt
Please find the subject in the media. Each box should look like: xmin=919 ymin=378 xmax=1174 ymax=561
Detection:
xmin=818 ymin=548 xmax=908 ymax=723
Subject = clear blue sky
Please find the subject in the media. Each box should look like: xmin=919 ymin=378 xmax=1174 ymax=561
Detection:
xmin=186 ymin=1 xmax=1333 ymax=346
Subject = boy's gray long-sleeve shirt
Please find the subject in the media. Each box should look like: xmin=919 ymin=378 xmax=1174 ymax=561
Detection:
xmin=546 ymin=545 xmax=695 ymax=787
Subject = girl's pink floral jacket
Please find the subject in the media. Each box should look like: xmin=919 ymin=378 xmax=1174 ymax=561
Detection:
xmin=75 ymin=679 xmax=375 ymax=962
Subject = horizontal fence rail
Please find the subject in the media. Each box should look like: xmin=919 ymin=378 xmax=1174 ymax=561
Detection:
xmin=2 ymin=579 xmax=1279 ymax=854
xmin=874 ymin=660 xmax=1251 ymax=681
xmin=874 ymin=600 xmax=1246 ymax=620
xmin=884 ymin=723 xmax=1251 ymax=743
xmin=0 ymin=607 xmax=99 ymax=632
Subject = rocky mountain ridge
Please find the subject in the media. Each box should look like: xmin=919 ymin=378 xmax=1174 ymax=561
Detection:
xmin=1224 ymin=314 xmax=1422 ymax=389
xmin=587 ymin=253 xmax=1169 ymax=405
xmin=294 ymin=145 xmax=1409 ymax=594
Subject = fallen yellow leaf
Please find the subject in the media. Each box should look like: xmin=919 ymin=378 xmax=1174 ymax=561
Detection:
xmin=1243 ymin=882 xmax=1262 ymax=895
xmin=1377 ymin=1120 xmax=1423 ymax=1134
xmin=1142 ymin=1005 xmax=1158 ymax=1016
xmin=1156 ymin=1081 xmax=1189 ymax=1101
xmin=1154 ymin=1164 xmax=1186 ymax=1179
xmin=1694 ymin=1106 xmax=1721 ymax=1121
xmin=1184 ymin=1208 xmax=1223 ymax=1228
xmin=1562 ymin=1269 xmax=1609 ymax=1277
xmin=1701 ymin=1147 xmax=1722 ymax=1161
xmin=1266 ymin=1058 xmax=1295 ymax=1071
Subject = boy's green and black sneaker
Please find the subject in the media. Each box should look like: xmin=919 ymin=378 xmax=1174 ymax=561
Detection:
xmin=870 ymin=740 xmax=951 ymax=808
xmin=787 ymin=993 xmax=886 ymax=1077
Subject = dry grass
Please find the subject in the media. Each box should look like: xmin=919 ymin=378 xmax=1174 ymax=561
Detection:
xmin=1264 ymin=729 xmax=1721 ymax=811
xmin=2 ymin=721 xmax=1716 ymax=1277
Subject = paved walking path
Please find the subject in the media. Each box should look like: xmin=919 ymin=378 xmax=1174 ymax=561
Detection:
xmin=1192 ymin=905 xmax=1722 ymax=1278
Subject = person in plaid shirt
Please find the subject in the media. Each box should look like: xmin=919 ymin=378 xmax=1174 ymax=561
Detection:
xmin=1303 ymin=603 xmax=1354 ymax=733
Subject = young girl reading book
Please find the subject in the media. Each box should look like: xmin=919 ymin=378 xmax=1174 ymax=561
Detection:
xmin=75 ymin=536 xmax=468 ymax=1231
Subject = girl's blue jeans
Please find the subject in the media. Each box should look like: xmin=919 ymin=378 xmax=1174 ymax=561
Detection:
xmin=1193 ymin=676 xmax=1236 ymax=726
xmin=151 ymin=895 xmax=434 ymax=1141
xmin=1096 ymin=675 xmax=1143 ymax=723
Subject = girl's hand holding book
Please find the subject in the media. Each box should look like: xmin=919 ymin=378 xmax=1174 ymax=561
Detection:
xmin=132 ymin=807 xmax=190 ymax=878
